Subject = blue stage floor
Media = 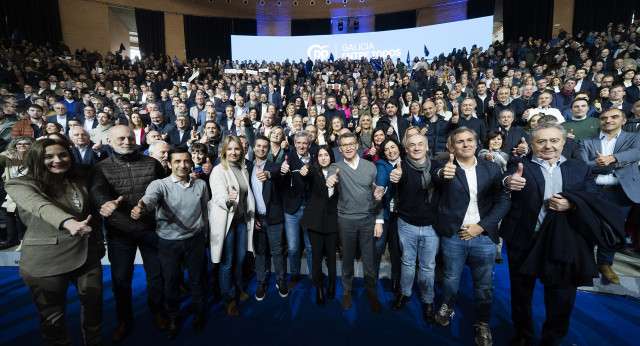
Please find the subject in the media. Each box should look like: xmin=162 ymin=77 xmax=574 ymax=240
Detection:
xmin=1 ymin=262 xmax=639 ymax=346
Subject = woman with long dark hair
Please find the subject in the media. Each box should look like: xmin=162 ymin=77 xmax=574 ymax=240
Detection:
xmin=300 ymin=146 xmax=339 ymax=307
xmin=5 ymin=138 xmax=105 ymax=345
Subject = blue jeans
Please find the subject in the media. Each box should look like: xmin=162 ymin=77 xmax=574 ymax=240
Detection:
xmin=397 ymin=219 xmax=439 ymax=303
xmin=440 ymin=233 xmax=496 ymax=323
xmin=107 ymin=229 xmax=163 ymax=323
xmin=220 ymin=217 xmax=247 ymax=304
xmin=254 ymin=215 xmax=285 ymax=283
xmin=284 ymin=203 xmax=312 ymax=276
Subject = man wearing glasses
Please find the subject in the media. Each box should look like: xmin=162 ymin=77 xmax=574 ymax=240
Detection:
xmin=326 ymin=132 xmax=385 ymax=314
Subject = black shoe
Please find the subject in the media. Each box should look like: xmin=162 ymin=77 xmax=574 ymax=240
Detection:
xmin=390 ymin=295 xmax=410 ymax=311
xmin=164 ymin=317 xmax=180 ymax=341
xmin=508 ymin=337 xmax=532 ymax=346
xmin=111 ymin=321 xmax=131 ymax=344
xmin=255 ymin=281 xmax=266 ymax=301
xmin=421 ymin=302 xmax=435 ymax=323
xmin=390 ymin=279 xmax=400 ymax=296
xmin=193 ymin=311 xmax=206 ymax=332
xmin=316 ymin=286 xmax=326 ymax=307
xmin=0 ymin=240 xmax=19 ymax=250
xmin=367 ymin=292 xmax=382 ymax=314
xmin=287 ymin=274 xmax=301 ymax=290
xmin=327 ymin=279 xmax=336 ymax=299
xmin=276 ymin=278 xmax=289 ymax=298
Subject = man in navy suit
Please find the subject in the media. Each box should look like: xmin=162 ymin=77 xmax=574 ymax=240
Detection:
xmin=267 ymin=84 xmax=282 ymax=111
xmin=575 ymin=68 xmax=598 ymax=101
xmin=602 ymin=84 xmax=633 ymax=116
xmin=502 ymin=123 xmax=600 ymax=346
xmin=249 ymin=135 xmax=289 ymax=301
xmin=164 ymin=114 xmax=192 ymax=149
xmin=432 ymin=127 xmax=510 ymax=346
xmin=69 ymin=126 xmax=105 ymax=172
xmin=47 ymin=103 xmax=73 ymax=132
xmin=577 ymin=108 xmax=640 ymax=284
xmin=625 ymin=74 xmax=640 ymax=104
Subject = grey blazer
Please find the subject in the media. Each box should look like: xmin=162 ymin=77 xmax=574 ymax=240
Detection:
xmin=5 ymin=177 xmax=105 ymax=277
xmin=578 ymin=130 xmax=640 ymax=203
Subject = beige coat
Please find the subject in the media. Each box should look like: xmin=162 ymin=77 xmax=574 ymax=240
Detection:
xmin=5 ymin=177 xmax=105 ymax=277
xmin=208 ymin=163 xmax=255 ymax=263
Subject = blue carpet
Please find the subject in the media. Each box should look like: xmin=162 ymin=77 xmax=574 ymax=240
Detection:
xmin=1 ymin=262 xmax=639 ymax=346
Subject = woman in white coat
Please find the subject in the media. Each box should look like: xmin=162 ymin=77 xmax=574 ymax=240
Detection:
xmin=209 ymin=135 xmax=255 ymax=317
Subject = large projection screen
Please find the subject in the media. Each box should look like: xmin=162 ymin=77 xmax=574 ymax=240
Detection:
xmin=231 ymin=16 xmax=493 ymax=63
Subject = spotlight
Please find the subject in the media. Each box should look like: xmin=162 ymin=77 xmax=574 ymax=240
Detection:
xmin=260 ymin=0 xmax=265 ymax=5
xmin=326 ymin=0 xmax=331 ymax=4
xmin=343 ymin=0 xmax=347 ymax=3
xmin=277 ymin=1 xmax=281 ymax=5
xmin=338 ymin=21 xmax=343 ymax=31
xmin=293 ymin=0 xmax=298 ymax=5
xmin=226 ymin=0 xmax=231 ymax=3
xmin=243 ymin=0 xmax=248 ymax=4
xmin=310 ymin=0 xmax=315 ymax=4
xmin=354 ymin=20 xmax=359 ymax=30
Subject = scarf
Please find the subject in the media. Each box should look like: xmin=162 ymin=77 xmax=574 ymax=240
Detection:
xmin=404 ymin=157 xmax=434 ymax=203
xmin=560 ymin=89 xmax=575 ymax=98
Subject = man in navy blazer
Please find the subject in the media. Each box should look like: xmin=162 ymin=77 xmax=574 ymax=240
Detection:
xmin=282 ymin=130 xmax=315 ymax=289
xmin=577 ymin=108 xmax=640 ymax=284
xmin=601 ymin=84 xmax=633 ymax=116
xmin=69 ymin=126 xmax=105 ymax=173
xmin=502 ymin=123 xmax=601 ymax=346
xmin=248 ymin=135 xmax=289 ymax=301
xmin=575 ymin=68 xmax=598 ymax=101
xmin=164 ymin=114 xmax=192 ymax=149
xmin=431 ymin=127 xmax=510 ymax=345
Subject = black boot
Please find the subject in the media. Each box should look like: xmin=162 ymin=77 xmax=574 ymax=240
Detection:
xmin=164 ymin=317 xmax=180 ymax=341
xmin=391 ymin=279 xmax=400 ymax=297
xmin=316 ymin=286 xmax=326 ymax=307
xmin=327 ymin=279 xmax=336 ymax=299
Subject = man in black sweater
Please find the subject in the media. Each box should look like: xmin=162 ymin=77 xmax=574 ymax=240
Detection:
xmin=388 ymin=133 xmax=441 ymax=324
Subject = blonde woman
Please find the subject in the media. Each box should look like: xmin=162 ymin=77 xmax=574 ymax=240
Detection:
xmin=355 ymin=113 xmax=374 ymax=150
xmin=209 ymin=135 xmax=255 ymax=317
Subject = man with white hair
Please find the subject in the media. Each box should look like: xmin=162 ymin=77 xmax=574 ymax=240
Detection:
xmin=69 ymin=126 xmax=105 ymax=171
xmin=148 ymin=140 xmax=170 ymax=173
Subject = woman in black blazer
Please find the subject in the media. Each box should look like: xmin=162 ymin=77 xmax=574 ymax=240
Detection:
xmin=300 ymin=145 xmax=339 ymax=307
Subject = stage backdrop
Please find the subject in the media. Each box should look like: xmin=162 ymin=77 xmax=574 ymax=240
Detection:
xmin=231 ymin=16 xmax=493 ymax=63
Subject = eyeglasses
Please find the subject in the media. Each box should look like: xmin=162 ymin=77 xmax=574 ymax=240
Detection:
xmin=16 ymin=142 xmax=31 ymax=146
xmin=340 ymin=142 xmax=357 ymax=149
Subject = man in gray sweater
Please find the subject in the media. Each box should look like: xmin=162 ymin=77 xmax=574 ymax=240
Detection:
xmin=326 ymin=132 xmax=385 ymax=314
xmin=131 ymin=147 xmax=210 ymax=340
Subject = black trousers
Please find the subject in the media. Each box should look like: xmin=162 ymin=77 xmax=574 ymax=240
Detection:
xmin=307 ymin=229 xmax=337 ymax=287
xmin=507 ymin=242 xmax=577 ymax=346
xmin=158 ymin=232 xmax=206 ymax=318
xmin=22 ymin=260 xmax=103 ymax=346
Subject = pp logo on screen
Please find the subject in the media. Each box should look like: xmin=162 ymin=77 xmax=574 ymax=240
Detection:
xmin=307 ymin=45 xmax=330 ymax=60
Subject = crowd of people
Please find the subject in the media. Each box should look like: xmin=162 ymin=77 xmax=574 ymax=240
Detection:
xmin=1 ymin=20 xmax=639 ymax=346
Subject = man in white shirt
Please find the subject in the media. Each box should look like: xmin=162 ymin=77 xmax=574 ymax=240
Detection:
xmin=529 ymin=92 xmax=564 ymax=123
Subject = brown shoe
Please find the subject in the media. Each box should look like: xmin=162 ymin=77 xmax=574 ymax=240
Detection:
xmin=111 ymin=321 xmax=131 ymax=344
xmin=225 ymin=301 xmax=239 ymax=317
xmin=598 ymin=265 xmax=621 ymax=284
xmin=153 ymin=310 xmax=169 ymax=330
xmin=238 ymin=291 xmax=250 ymax=301
xmin=341 ymin=292 xmax=352 ymax=310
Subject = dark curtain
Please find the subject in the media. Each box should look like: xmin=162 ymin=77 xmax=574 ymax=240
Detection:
xmin=573 ymin=0 xmax=635 ymax=34
xmin=135 ymin=8 xmax=166 ymax=58
xmin=374 ymin=10 xmax=417 ymax=32
xmin=291 ymin=18 xmax=331 ymax=36
xmin=467 ymin=0 xmax=495 ymax=19
xmin=0 ymin=0 xmax=62 ymax=46
xmin=503 ymin=0 xmax=554 ymax=42
xmin=232 ymin=18 xmax=257 ymax=36
xmin=184 ymin=15 xmax=233 ymax=60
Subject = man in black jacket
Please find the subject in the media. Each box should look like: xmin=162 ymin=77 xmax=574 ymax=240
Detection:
xmin=91 ymin=125 xmax=168 ymax=343
xmin=376 ymin=99 xmax=411 ymax=143
xmin=250 ymin=135 xmax=289 ymax=301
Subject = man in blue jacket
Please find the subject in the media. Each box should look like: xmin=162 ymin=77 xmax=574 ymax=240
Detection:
xmin=432 ymin=127 xmax=511 ymax=346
